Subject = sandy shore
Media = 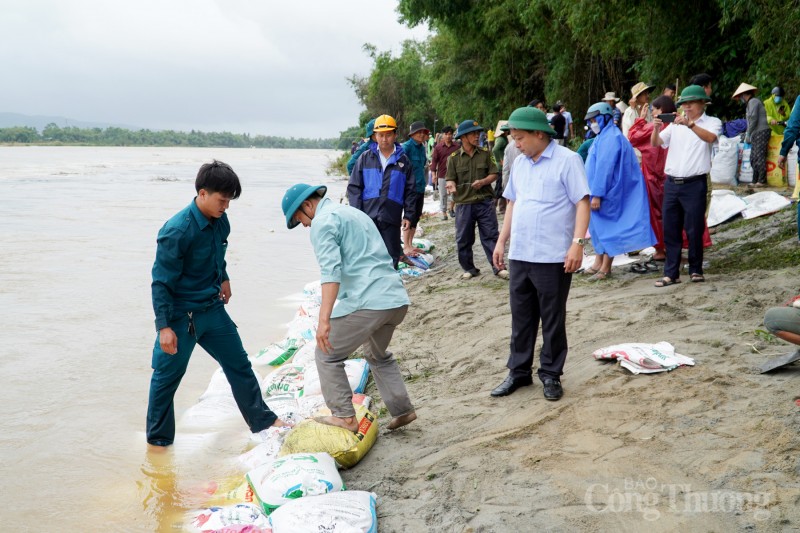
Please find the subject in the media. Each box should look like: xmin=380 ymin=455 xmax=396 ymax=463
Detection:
xmin=341 ymin=202 xmax=800 ymax=532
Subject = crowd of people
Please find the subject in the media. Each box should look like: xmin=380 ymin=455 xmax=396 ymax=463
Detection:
xmin=145 ymin=74 xmax=800 ymax=448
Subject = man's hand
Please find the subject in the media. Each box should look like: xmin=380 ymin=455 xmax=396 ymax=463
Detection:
xmin=564 ymin=244 xmax=584 ymax=273
xmin=493 ymin=242 xmax=506 ymax=271
xmin=159 ymin=327 xmax=178 ymax=355
xmin=219 ymin=280 xmax=231 ymax=304
xmin=316 ymin=318 xmax=332 ymax=354
xmin=401 ymin=218 xmax=411 ymax=231
xmin=591 ymin=197 xmax=602 ymax=211
xmin=446 ymin=181 xmax=456 ymax=194
xmin=471 ymin=178 xmax=484 ymax=190
xmin=778 ymin=155 xmax=787 ymax=170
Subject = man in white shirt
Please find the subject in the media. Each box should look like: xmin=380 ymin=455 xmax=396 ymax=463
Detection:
xmin=651 ymin=84 xmax=722 ymax=287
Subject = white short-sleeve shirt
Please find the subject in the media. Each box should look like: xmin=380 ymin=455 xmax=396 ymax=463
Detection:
xmin=659 ymin=113 xmax=722 ymax=177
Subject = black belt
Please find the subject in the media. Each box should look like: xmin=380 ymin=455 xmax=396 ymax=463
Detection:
xmin=668 ymin=174 xmax=706 ymax=185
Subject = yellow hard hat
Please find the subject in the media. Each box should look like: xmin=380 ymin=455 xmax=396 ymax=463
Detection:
xmin=373 ymin=114 xmax=397 ymax=132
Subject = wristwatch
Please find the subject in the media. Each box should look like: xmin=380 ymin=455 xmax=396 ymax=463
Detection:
xmin=572 ymin=238 xmax=586 ymax=246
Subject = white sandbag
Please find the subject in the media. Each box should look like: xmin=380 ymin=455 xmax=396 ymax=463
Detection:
xmin=415 ymin=224 xmax=424 ymax=237
xmin=268 ymin=490 xmax=378 ymax=533
xmin=419 ymin=253 xmax=434 ymax=266
xmin=788 ymin=145 xmax=798 ymax=187
xmin=300 ymin=359 xmax=369 ymax=398
xmin=184 ymin=502 xmax=270 ymax=533
xmin=398 ymin=266 xmax=425 ymax=278
xmin=738 ymin=143 xmax=753 ymax=183
xmin=296 ymin=392 xmax=372 ymax=420
xmin=741 ymin=191 xmax=791 ymax=220
xmin=254 ymin=337 xmax=305 ymax=367
xmin=411 ymin=237 xmax=435 ymax=252
xmin=239 ymin=426 xmax=293 ymax=472
xmin=262 ymin=365 xmax=305 ymax=398
xmin=707 ymin=189 xmax=747 ymax=227
xmin=181 ymin=395 xmax=242 ymax=430
xmin=291 ymin=342 xmax=317 ymax=369
xmin=302 ymin=280 xmax=322 ymax=305
xmin=246 ymin=453 xmax=344 ymax=514
xmin=286 ymin=315 xmax=316 ymax=343
xmin=265 ymin=395 xmax=304 ymax=426
xmin=710 ymin=135 xmax=739 ymax=185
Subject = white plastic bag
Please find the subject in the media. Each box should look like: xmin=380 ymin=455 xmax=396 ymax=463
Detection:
xmin=707 ymin=189 xmax=747 ymax=227
xmin=268 ymin=491 xmax=378 ymax=533
xmin=262 ymin=365 xmax=305 ymax=398
xmin=741 ymin=191 xmax=791 ymax=220
xmin=411 ymin=237 xmax=435 ymax=252
xmin=710 ymin=135 xmax=739 ymax=185
xmin=265 ymin=395 xmax=304 ymax=426
xmin=254 ymin=337 xmax=305 ymax=367
xmin=181 ymin=395 xmax=242 ymax=430
xmin=246 ymin=453 xmax=344 ymax=514
xmin=739 ymin=143 xmax=753 ymax=183
xmin=593 ymin=341 xmax=695 ymax=375
xmin=291 ymin=342 xmax=317 ymax=369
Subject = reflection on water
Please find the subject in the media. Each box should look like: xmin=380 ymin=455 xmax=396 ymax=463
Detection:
xmin=0 ymin=146 xmax=346 ymax=530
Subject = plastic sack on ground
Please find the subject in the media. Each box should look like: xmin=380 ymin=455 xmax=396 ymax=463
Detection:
xmin=200 ymin=367 xmax=263 ymax=401
xmin=262 ymin=365 xmax=305 ymax=398
xmin=300 ymin=358 xmax=369 ymax=399
xmin=593 ymin=341 xmax=695 ymax=374
xmin=302 ymin=280 xmax=322 ymax=306
xmin=707 ymin=190 xmax=747 ymax=227
xmin=297 ymin=392 xmax=372 ymax=420
xmin=268 ymin=491 xmax=377 ymax=533
xmin=741 ymin=191 xmax=791 ymax=220
xmin=286 ymin=315 xmax=316 ymax=343
xmin=279 ymin=404 xmax=378 ymax=469
xmin=788 ymin=145 xmax=798 ymax=188
xmin=398 ymin=266 xmax=425 ymax=278
xmin=411 ymin=237 xmax=435 ymax=252
xmin=238 ymin=426 xmax=293 ymax=472
xmin=406 ymin=255 xmax=431 ymax=270
xmin=246 ymin=453 xmax=344 ymax=514
xmin=265 ymin=395 xmax=303 ymax=426
xmin=184 ymin=503 xmax=270 ymax=533
xmin=710 ymin=135 xmax=739 ymax=185
xmin=254 ymin=338 xmax=304 ymax=367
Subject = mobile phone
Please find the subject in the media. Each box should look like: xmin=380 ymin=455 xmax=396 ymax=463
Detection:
xmin=657 ymin=113 xmax=676 ymax=123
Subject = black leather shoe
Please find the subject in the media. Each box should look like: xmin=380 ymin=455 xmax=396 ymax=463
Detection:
xmin=542 ymin=378 xmax=563 ymax=401
xmin=490 ymin=375 xmax=533 ymax=397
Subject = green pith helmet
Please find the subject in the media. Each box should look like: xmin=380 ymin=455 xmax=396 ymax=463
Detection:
xmin=584 ymin=102 xmax=614 ymax=120
xmin=281 ymin=183 xmax=327 ymax=229
xmin=455 ymin=119 xmax=483 ymax=139
xmin=365 ymin=118 xmax=376 ymax=138
xmin=677 ymin=84 xmax=712 ymax=105
xmin=506 ymin=107 xmax=556 ymax=135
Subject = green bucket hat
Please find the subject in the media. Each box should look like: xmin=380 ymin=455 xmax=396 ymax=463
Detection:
xmin=282 ymin=183 xmax=327 ymax=229
xmin=507 ymin=107 xmax=556 ymax=135
xmin=677 ymin=84 xmax=712 ymax=105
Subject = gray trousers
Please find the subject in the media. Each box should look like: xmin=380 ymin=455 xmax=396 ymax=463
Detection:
xmin=315 ymin=306 xmax=414 ymax=418
xmin=438 ymin=178 xmax=449 ymax=212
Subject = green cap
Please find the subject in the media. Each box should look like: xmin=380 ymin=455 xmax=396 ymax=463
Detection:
xmin=507 ymin=107 xmax=556 ymax=135
xmin=677 ymin=84 xmax=712 ymax=105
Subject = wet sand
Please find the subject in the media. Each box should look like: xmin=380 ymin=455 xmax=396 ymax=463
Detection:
xmin=341 ymin=205 xmax=800 ymax=532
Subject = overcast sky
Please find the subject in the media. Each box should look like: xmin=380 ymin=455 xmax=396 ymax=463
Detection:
xmin=0 ymin=0 xmax=429 ymax=137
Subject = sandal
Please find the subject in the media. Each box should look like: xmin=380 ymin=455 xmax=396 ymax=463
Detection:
xmin=654 ymin=277 xmax=681 ymax=287
xmin=690 ymin=273 xmax=705 ymax=283
xmin=644 ymin=260 xmax=660 ymax=272
xmin=589 ymin=271 xmax=610 ymax=281
xmin=629 ymin=263 xmax=648 ymax=274
xmin=583 ymin=266 xmax=601 ymax=275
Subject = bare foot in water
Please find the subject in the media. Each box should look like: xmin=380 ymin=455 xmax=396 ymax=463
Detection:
xmin=314 ymin=415 xmax=358 ymax=433
xmin=387 ymin=412 xmax=417 ymax=430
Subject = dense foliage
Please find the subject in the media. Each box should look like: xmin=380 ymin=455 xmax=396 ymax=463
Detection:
xmin=0 ymin=123 xmax=336 ymax=148
xmin=347 ymin=0 xmax=800 ymax=135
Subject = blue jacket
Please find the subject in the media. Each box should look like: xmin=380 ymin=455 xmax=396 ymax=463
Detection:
xmin=780 ymin=95 xmax=800 ymax=157
xmin=401 ymin=138 xmax=428 ymax=193
xmin=347 ymin=142 xmax=417 ymax=226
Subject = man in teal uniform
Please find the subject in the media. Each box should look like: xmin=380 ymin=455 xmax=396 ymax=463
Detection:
xmin=147 ymin=161 xmax=290 ymax=447
xmin=282 ymin=183 xmax=417 ymax=432
xmin=401 ymin=120 xmax=430 ymax=255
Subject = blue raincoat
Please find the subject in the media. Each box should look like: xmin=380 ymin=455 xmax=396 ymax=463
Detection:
xmin=585 ymin=116 xmax=655 ymax=256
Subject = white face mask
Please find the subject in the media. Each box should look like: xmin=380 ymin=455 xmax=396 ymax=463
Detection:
xmin=590 ymin=122 xmax=601 ymax=134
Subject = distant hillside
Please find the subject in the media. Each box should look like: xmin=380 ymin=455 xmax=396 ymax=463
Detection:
xmin=0 ymin=112 xmax=136 ymax=132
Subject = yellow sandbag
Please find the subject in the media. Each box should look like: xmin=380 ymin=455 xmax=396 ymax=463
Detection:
xmin=279 ymin=404 xmax=378 ymax=469
xmin=767 ymin=134 xmax=786 ymax=187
